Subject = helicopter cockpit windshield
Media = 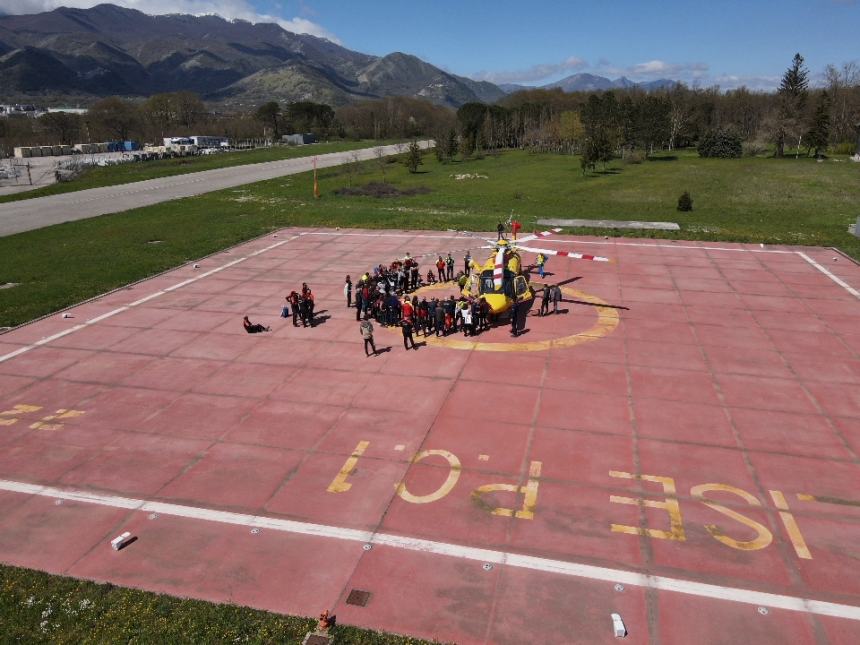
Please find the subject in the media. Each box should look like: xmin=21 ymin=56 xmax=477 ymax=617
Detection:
xmin=481 ymin=269 xmax=516 ymax=297
xmin=480 ymin=271 xmax=495 ymax=294
xmin=514 ymin=275 xmax=528 ymax=296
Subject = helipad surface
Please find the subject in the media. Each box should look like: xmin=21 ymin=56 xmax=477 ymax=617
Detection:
xmin=0 ymin=228 xmax=859 ymax=644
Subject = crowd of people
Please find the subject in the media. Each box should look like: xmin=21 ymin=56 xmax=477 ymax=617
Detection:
xmin=345 ymin=252 xmax=501 ymax=352
xmin=242 ymin=236 xmax=567 ymax=353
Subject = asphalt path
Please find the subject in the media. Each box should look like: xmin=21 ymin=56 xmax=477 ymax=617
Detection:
xmin=0 ymin=141 xmax=432 ymax=237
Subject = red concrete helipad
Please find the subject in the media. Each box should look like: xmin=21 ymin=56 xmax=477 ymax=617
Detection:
xmin=1 ymin=228 xmax=859 ymax=644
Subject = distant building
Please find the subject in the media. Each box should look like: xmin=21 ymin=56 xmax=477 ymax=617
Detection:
xmin=189 ymin=135 xmax=228 ymax=148
xmin=163 ymin=137 xmax=194 ymax=147
xmin=281 ymin=133 xmax=317 ymax=145
xmin=0 ymin=104 xmax=41 ymax=118
xmin=43 ymin=107 xmax=89 ymax=116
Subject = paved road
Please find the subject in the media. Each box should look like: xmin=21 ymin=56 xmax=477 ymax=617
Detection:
xmin=0 ymin=141 xmax=432 ymax=237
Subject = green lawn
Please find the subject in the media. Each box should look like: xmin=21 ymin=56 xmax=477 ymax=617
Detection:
xmin=0 ymin=140 xmax=389 ymax=204
xmin=0 ymin=564 xmax=440 ymax=644
xmin=1 ymin=148 xmax=858 ymax=327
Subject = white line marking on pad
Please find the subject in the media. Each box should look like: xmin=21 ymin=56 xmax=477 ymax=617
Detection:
xmin=797 ymin=252 xmax=860 ymax=299
xmin=0 ymin=236 xmax=298 ymax=364
xmin=539 ymin=239 xmax=797 ymax=254
xmin=0 ymin=478 xmax=858 ymax=622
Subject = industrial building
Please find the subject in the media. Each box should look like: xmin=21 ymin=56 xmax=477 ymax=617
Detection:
xmin=281 ymin=133 xmax=317 ymax=145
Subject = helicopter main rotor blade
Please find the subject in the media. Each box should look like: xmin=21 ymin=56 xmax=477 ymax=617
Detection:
xmin=446 ymin=228 xmax=497 ymax=246
xmin=513 ymin=227 xmax=562 ymax=244
xmin=515 ymin=244 xmax=610 ymax=262
xmin=532 ymin=276 xmax=583 ymax=289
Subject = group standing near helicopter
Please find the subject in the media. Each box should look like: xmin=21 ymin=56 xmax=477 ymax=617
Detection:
xmin=243 ymin=223 xmax=610 ymax=350
xmin=344 ymin=224 xmax=609 ymax=350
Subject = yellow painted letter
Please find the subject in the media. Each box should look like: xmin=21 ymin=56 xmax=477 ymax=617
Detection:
xmin=691 ymin=483 xmax=772 ymax=551
xmin=326 ymin=441 xmax=369 ymax=493
xmin=609 ymin=470 xmax=685 ymax=541
xmin=471 ymin=461 xmax=542 ymax=520
xmin=770 ymin=490 xmax=812 ymax=559
xmin=396 ymin=449 xmax=461 ymax=504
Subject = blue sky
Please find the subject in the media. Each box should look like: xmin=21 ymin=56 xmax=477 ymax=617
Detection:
xmin=264 ymin=0 xmax=860 ymax=89
xmin=5 ymin=0 xmax=860 ymax=89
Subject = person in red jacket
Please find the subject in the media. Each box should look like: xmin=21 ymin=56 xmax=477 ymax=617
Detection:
xmin=511 ymin=219 xmax=522 ymax=240
xmin=288 ymin=291 xmax=300 ymax=327
xmin=401 ymin=296 xmax=414 ymax=324
xmin=243 ymin=316 xmax=270 ymax=333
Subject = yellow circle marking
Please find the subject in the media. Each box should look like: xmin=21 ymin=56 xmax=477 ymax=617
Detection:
xmin=385 ymin=283 xmax=619 ymax=352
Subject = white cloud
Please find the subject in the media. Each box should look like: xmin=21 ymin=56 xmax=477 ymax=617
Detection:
xmin=0 ymin=0 xmax=341 ymax=43
xmin=712 ymin=74 xmax=780 ymax=91
xmin=597 ymin=59 xmax=708 ymax=81
xmin=472 ymin=56 xmax=587 ymax=84
xmin=471 ymin=56 xmax=713 ymax=87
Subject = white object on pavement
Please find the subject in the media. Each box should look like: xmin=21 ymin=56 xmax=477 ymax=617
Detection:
xmin=611 ymin=613 xmax=626 ymax=638
xmin=110 ymin=531 xmax=133 ymax=550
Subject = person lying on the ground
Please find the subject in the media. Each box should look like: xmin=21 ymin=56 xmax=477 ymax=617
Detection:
xmin=243 ymin=316 xmax=270 ymax=333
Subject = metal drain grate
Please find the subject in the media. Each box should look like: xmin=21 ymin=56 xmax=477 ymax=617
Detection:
xmin=303 ymin=634 xmax=331 ymax=645
xmin=346 ymin=589 xmax=371 ymax=607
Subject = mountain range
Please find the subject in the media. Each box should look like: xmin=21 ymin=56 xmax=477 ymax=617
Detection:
xmin=0 ymin=4 xmax=680 ymax=108
xmin=500 ymin=73 xmax=678 ymax=94
xmin=0 ymin=3 xmax=505 ymax=107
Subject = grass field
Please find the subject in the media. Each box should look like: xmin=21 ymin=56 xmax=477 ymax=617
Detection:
xmin=0 ymin=564 xmax=439 ymax=644
xmin=0 ymin=140 xmax=388 ymax=204
xmin=1 ymin=147 xmax=859 ymax=327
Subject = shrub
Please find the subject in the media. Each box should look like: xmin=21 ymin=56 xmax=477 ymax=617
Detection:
xmin=743 ymin=141 xmax=766 ymax=157
xmin=334 ymin=182 xmax=431 ymax=198
xmin=623 ymin=151 xmax=644 ymax=165
xmin=677 ymin=191 xmax=693 ymax=212
xmin=832 ymin=141 xmax=856 ymax=156
xmin=698 ymin=129 xmax=743 ymax=158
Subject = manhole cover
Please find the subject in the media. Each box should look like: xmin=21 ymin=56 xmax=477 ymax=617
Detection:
xmin=346 ymin=589 xmax=371 ymax=607
xmin=303 ymin=635 xmax=331 ymax=645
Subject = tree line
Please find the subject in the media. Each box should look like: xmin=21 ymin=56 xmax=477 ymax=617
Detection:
xmin=0 ymin=93 xmax=456 ymax=154
xmin=1 ymin=53 xmax=856 ymax=159
xmin=446 ymin=54 xmax=859 ymax=163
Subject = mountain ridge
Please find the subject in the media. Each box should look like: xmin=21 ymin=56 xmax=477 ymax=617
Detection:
xmin=0 ymin=3 xmax=506 ymax=107
xmin=501 ymin=72 xmax=679 ymax=94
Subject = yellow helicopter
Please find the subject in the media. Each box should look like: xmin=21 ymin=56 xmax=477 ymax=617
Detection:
xmin=458 ymin=228 xmax=610 ymax=315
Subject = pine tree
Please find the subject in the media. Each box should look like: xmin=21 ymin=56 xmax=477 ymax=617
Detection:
xmin=776 ymin=53 xmax=809 ymax=157
xmin=405 ymin=139 xmax=423 ymax=173
xmin=779 ymin=53 xmax=810 ymax=99
xmin=445 ymin=129 xmax=458 ymax=160
xmin=806 ymin=91 xmax=831 ymax=158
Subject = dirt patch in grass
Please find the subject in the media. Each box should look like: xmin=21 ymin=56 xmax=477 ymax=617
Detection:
xmin=335 ymin=182 xmax=432 ymax=198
